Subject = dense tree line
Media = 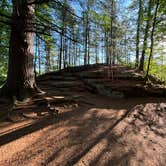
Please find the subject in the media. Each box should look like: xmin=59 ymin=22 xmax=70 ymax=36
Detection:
xmin=0 ymin=0 xmax=165 ymax=99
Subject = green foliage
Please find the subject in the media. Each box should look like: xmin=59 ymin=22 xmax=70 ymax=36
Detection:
xmin=0 ymin=0 xmax=11 ymax=81
xmin=0 ymin=0 xmax=165 ymax=84
xmin=145 ymin=55 xmax=166 ymax=82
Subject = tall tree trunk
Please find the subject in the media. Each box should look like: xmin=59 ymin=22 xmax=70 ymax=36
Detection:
xmin=59 ymin=33 xmax=63 ymax=70
xmin=87 ymin=16 xmax=90 ymax=64
xmin=74 ymin=42 xmax=77 ymax=66
xmin=34 ymin=34 xmax=38 ymax=78
xmin=95 ymin=45 xmax=98 ymax=64
xmin=63 ymin=37 xmax=68 ymax=68
xmin=109 ymin=0 xmax=116 ymax=65
xmin=84 ymin=12 xmax=88 ymax=65
xmin=78 ymin=46 xmax=81 ymax=66
xmin=146 ymin=0 xmax=160 ymax=79
xmin=38 ymin=36 xmax=41 ymax=75
xmin=0 ymin=0 xmax=41 ymax=100
xmin=68 ymin=39 xmax=71 ymax=66
xmin=110 ymin=17 xmax=113 ymax=65
xmin=139 ymin=0 xmax=153 ymax=71
xmin=45 ymin=42 xmax=51 ymax=72
xmin=75 ymin=44 xmax=78 ymax=66
xmin=59 ymin=0 xmax=67 ymax=69
xmin=105 ymin=30 xmax=109 ymax=64
xmin=135 ymin=0 xmax=142 ymax=68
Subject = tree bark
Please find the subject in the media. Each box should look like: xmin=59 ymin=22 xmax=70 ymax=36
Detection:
xmin=108 ymin=0 xmax=116 ymax=65
xmin=38 ymin=36 xmax=41 ymax=74
xmin=84 ymin=11 xmax=88 ymax=65
xmin=63 ymin=37 xmax=68 ymax=69
xmin=139 ymin=0 xmax=153 ymax=71
xmin=0 ymin=0 xmax=41 ymax=100
xmin=45 ymin=42 xmax=51 ymax=72
xmin=146 ymin=0 xmax=160 ymax=80
xmin=135 ymin=0 xmax=142 ymax=68
xmin=59 ymin=33 xmax=63 ymax=70
xmin=95 ymin=45 xmax=98 ymax=64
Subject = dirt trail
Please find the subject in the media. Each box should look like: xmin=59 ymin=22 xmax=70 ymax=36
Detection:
xmin=0 ymin=93 xmax=165 ymax=166
xmin=0 ymin=65 xmax=166 ymax=166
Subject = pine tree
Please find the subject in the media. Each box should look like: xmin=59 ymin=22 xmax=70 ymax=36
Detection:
xmin=0 ymin=0 xmax=41 ymax=100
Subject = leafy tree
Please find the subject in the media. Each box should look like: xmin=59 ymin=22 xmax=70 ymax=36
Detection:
xmin=139 ymin=0 xmax=153 ymax=71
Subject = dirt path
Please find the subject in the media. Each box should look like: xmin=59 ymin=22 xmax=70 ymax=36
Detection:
xmin=0 ymin=91 xmax=165 ymax=166
xmin=0 ymin=66 xmax=166 ymax=166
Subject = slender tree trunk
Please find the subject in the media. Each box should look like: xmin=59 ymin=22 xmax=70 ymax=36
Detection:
xmin=105 ymin=30 xmax=109 ymax=64
xmin=102 ymin=46 xmax=104 ymax=64
xmin=87 ymin=17 xmax=90 ymax=64
xmin=45 ymin=42 xmax=51 ymax=72
xmin=72 ymin=42 xmax=74 ymax=66
xmin=76 ymin=44 xmax=78 ymax=66
xmin=38 ymin=37 xmax=41 ymax=74
xmin=110 ymin=18 xmax=113 ymax=65
xmin=34 ymin=34 xmax=38 ymax=78
xmin=139 ymin=0 xmax=153 ymax=71
xmin=78 ymin=47 xmax=81 ymax=66
xmin=63 ymin=37 xmax=68 ymax=68
xmin=84 ymin=12 xmax=88 ymax=65
xmin=124 ymin=33 xmax=128 ymax=63
xmin=45 ymin=31 xmax=52 ymax=72
xmin=74 ymin=42 xmax=77 ymax=66
xmin=135 ymin=0 xmax=142 ymax=68
xmin=109 ymin=0 xmax=115 ymax=65
xmin=0 ymin=0 xmax=41 ymax=100
xmin=95 ymin=45 xmax=98 ymax=64
xmin=146 ymin=0 xmax=160 ymax=79
xmin=69 ymin=39 xmax=71 ymax=66
xmin=59 ymin=33 xmax=63 ymax=70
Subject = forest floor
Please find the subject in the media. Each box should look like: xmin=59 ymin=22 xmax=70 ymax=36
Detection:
xmin=0 ymin=64 xmax=166 ymax=166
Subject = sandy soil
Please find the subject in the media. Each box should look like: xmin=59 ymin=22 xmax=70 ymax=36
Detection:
xmin=0 ymin=91 xmax=165 ymax=166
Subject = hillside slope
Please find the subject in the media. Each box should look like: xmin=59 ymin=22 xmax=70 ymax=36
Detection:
xmin=38 ymin=64 xmax=166 ymax=98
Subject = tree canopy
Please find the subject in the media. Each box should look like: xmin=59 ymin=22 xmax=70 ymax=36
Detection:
xmin=0 ymin=0 xmax=166 ymax=98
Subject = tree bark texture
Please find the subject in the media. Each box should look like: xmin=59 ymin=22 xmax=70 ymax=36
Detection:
xmin=139 ymin=0 xmax=153 ymax=71
xmin=135 ymin=0 xmax=142 ymax=68
xmin=146 ymin=0 xmax=160 ymax=79
xmin=0 ymin=0 xmax=40 ymax=100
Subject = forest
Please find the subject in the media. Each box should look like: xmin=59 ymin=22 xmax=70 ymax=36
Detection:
xmin=0 ymin=0 xmax=166 ymax=166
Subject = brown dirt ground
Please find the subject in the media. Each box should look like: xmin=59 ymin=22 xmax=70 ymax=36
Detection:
xmin=0 ymin=91 xmax=165 ymax=166
xmin=0 ymin=65 xmax=166 ymax=166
